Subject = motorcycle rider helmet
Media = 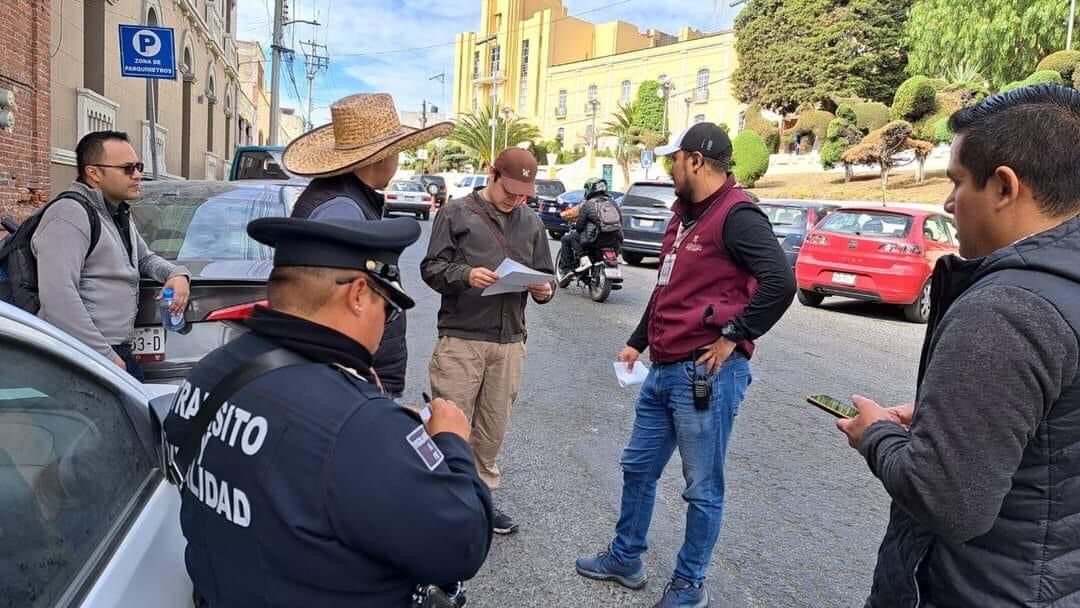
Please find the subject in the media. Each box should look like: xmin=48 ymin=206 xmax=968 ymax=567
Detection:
xmin=583 ymin=177 xmax=608 ymax=200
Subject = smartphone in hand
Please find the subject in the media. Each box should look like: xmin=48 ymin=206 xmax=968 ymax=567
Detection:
xmin=807 ymin=394 xmax=858 ymax=419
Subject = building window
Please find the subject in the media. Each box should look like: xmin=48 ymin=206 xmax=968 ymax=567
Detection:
xmin=557 ymin=89 xmax=567 ymax=116
xmin=206 ymin=73 xmax=217 ymax=154
xmin=518 ymin=78 xmax=528 ymax=114
xmin=520 ymin=40 xmax=529 ymax=77
xmin=557 ymin=127 xmax=565 ymax=142
xmin=588 ymin=84 xmax=599 ymax=103
xmin=621 ymin=80 xmax=632 ymax=106
xmin=490 ymin=45 xmax=501 ymax=76
xmin=694 ymin=114 xmax=706 ymax=124
xmin=84 ymin=0 xmax=106 ymax=95
xmin=696 ymin=69 xmax=710 ymax=101
xmin=473 ymin=50 xmax=480 ymax=79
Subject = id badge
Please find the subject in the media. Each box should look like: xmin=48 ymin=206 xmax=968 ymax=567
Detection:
xmin=658 ymin=254 xmax=676 ymax=286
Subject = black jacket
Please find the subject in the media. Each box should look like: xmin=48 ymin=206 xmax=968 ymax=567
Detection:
xmin=291 ymin=174 xmax=409 ymax=395
xmin=164 ymin=308 xmax=493 ymax=607
xmin=860 ymin=215 xmax=1080 ymax=607
xmin=575 ymin=194 xmax=623 ymax=250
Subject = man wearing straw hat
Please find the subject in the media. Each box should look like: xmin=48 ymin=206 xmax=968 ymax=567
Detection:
xmin=283 ymin=93 xmax=453 ymax=400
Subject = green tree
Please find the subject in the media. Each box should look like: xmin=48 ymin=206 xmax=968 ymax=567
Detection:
xmin=448 ymin=105 xmax=541 ymax=168
xmin=602 ymin=102 xmax=641 ymax=189
xmin=731 ymin=130 xmax=771 ymax=188
xmin=633 ymin=80 xmax=667 ymax=140
xmin=733 ymin=0 xmax=910 ymax=114
xmin=906 ymin=0 xmax=1071 ymax=89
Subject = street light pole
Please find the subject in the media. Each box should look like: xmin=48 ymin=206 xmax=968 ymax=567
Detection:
xmin=502 ymin=107 xmax=513 ymax=151
xmin=588 ymin=99 xmax=600 ymax=169
xmin=658 ymin=79 xmax=674 ymax=141
xmin=1069 ymin=0 xmax=1077 ymax=50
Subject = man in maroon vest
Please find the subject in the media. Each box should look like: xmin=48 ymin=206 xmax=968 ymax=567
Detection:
xmin=576 ymin=123 xmax=796 ymax=608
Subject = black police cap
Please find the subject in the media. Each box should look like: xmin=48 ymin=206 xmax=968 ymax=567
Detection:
xmin=247 ymin=216 xmax=421 ymax=310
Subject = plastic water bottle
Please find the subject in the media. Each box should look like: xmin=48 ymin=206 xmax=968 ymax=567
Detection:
xmin=160 ymin=287 xmax=186 ymax=332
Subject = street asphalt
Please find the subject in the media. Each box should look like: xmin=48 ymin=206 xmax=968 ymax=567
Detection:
xmin=394 ymin=216 xmax=926 ymax=608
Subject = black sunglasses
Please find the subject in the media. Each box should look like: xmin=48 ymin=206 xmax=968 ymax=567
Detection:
xmin=336 ymin=275 xmax=403 ymax=325
xmin=91 ymin=162 xmax=145 ymax=176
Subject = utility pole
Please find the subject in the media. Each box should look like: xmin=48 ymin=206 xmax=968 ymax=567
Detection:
xmin=502 ymin=107 xmax=513 ymax=151
xmin=269 ymin=0 xmax=318 ymax=144
xmin=421 ymin=100 xmax=427 ymax=129
xmin=1069 ymin=0 xmax=1077 ymax=50
xmin=588 ymin=99 xmax=600 ymax=169
xmin=429 ymin=73 xmax=446 ymax=112
xmin=301 ymin=39 xmax=329 ymax=130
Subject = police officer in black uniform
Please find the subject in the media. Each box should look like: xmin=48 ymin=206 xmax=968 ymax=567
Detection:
xmin=163 ymin=216 xmax=493 ymax=607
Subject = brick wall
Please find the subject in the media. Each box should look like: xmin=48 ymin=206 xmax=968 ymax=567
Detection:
xmin=0 ymin=0 xmax=51 ymax=221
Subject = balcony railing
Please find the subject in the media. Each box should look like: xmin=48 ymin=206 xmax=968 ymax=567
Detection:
xmin=77 ymin=88 xmax=119 ymax=140
xmin=206 ymin=6 xmax=225 ymax=54
xmin=693 ymin=88 xmax=710 ymax=103
xmin=555 ymin=106 xmax=567 ymax=118
xmin=473 ymin=71 xmax=504 ymax=85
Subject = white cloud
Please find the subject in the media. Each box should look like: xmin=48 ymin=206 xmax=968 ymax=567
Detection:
xmin=236 ymin=0 xmax=739 ymax=126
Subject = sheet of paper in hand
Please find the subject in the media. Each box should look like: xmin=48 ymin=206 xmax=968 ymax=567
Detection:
xmin=481 ymin=258 xmax=553 ymax=296
xmin=613 ymin=361 xmax=650 ymax=388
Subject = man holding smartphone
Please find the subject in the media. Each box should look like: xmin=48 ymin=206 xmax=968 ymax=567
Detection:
xmin=837 ymin=86 xmax=1080 ymax=607
xmin=574 ymin=123 xmax=795 ymax=608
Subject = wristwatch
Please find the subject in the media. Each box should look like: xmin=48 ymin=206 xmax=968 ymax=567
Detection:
xmin=720 ymin=321 xmax=746 ymax=343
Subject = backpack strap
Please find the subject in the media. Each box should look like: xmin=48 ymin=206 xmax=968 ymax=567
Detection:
xmin=50 ymin=191 xmax=102 ymax=258
xmin=462 ymin=192 xmax=518 ymax=262
xmin=167 ymin=348 xmax=312 ymax=490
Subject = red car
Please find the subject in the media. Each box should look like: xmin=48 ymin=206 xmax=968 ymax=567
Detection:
xmin=794 ymin=206 xmax=958 ymax=323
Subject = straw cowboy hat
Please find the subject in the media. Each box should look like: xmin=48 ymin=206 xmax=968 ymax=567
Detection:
xmin=283 ymin=93 xmax=454 ymax=178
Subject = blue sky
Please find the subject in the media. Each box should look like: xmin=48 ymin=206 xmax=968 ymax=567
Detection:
xmin=237 ymin=0 xmax=741 ymax=126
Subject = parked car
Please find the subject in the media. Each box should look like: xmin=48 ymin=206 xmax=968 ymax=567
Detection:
xmin=794 ymin=206 xmax=958 ymax=323
xmin=228 ymin=146 xmax=294 ymax=181
xmin=383 ymin=180 xmax=435 ymax=220
xmin=0 ymin=301 xmax=189 ymax=608
xmin=619 ymin=181 xmax=679 ymax=265
xmin=539 ymin=188 xmax=625 ymax=239
xmin=130 ymin=180 xmax=304 ymax=382
xmin=415 ymin=174 xmax=448 ymax=208
xmin=527 ymin=179 xmax=567 ymax=211
xmin=448 ymin=174 xmax=488 ymax=200
xmin=756 ymin=199 xmax=841 ymax=269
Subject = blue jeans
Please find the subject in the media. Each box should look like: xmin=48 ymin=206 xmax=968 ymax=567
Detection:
xmin=609 ymin=354 xmax=752 ymax=584
xmin=112 ymin=344 xmax=145 ymax=383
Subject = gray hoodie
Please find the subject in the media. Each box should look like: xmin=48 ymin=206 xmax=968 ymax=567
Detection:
xmin=31 ymin=181 xmax=188 ymax=357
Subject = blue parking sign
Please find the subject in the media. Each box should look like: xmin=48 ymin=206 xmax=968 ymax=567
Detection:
xmin=640 ymin=150 xmax=654 ymax=169
xmin=119 ymin=25 xmax=176 ymax=80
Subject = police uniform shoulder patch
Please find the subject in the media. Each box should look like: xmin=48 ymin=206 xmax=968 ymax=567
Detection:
xmin=406 ymin=425 xmax=445 ymax=471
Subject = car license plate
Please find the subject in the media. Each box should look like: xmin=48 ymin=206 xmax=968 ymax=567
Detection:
xmin=604 ymin=267 xmax=622 ymax=279
xmin=547 ymin=205 xmax=559 ymax=213
xmin=832 ymin=272 xmax=857 ymax=286
xmin=636 ymin=219 xmax=655 ymax=228
xmin=132 ymin=326 xmax=165 ymax=363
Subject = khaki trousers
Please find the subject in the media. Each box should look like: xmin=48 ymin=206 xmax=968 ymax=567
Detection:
xmin=429 ymin=336 xmax=526 ymax=490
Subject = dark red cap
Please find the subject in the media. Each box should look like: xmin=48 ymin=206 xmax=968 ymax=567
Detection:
xmin=492 ymin=148 xmax=538 ymax=196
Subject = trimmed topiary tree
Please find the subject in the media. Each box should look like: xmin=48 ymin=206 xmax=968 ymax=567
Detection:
xmin=1075 ymin=69 xmax=1080 ymax=89
xmin=848 ymin=102 xmax=891 ymax=133
xmin=843 ymin=121 xmax=934 ymax=198
xmin=821 ymin=113 xmax=863 ymax=179
xmin=932 ymin=116 xmax=954 ymax=145
xmin=792 ymin=108 xmax=835 ymax=153
xmin=744 ymin=104 xmax=780 ymax=153
xmin=1037 ymin=50 xmax=1080 ymax=83
xmin=731 ymin=130 xmax=771 ymax=188
xmin=892 ymin=76 xmax=939 ymax=120
xmin=1001 ymin=70 xmax=1066 ymax=93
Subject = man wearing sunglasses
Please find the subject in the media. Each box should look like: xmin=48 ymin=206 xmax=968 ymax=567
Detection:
xmin=165 ymin=216 xmax=493 ymax=607
xmin=31 ymin=130 xmax=189 ymax=381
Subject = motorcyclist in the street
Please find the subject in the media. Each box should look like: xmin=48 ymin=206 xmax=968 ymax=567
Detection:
xmin=558 ymin=178 xmax=623 ymax=282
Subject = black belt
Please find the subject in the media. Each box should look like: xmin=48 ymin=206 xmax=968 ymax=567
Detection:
xmin=657 ymin=347 xmax=748 ymax=366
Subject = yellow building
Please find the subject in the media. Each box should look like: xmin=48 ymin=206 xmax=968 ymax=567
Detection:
xmin=452 ymin=0 xmax=744 ymax=155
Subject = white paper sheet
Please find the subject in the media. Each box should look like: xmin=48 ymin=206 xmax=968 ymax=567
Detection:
xmin=481 ymin=258 xmax=553 ymax=296
xmin=613 ymin=361 xmax=650 ymax=388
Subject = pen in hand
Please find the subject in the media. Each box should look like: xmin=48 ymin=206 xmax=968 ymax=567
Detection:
xmin=421 ymin=392 xmax=433 ymax=424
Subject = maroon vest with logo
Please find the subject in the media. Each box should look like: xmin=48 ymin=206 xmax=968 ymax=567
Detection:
xmin=647 ymin=177 xmax=757 ymax=363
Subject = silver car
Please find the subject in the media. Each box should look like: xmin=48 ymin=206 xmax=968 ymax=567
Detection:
xmin=131 ymin=180 xmax=306 ymax=382
xmin=0 ymin=301 xmax=189 ymax=607
xmin=383 ymin=180 xmax=435 ymax=220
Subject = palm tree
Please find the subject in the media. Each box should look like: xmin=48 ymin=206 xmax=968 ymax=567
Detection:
xmin=449 ymin=105 xmax=541 ymax=168
xmin=602 ymin=102 xmax=640 ymax=189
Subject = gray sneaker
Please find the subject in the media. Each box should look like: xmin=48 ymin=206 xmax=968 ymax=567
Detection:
xmin=491 ymin=506 xmax=519 ymax=535
xmin=652 ymin=577 xmax=708 ymax=608
xmin=575 ymin=550 xmax=647 ymax=590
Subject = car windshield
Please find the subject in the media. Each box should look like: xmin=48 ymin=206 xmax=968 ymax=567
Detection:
xmin=390 ymin=181 xmax=424 ymax=192
xmin=820 ymin=211 xmax=914 ymax=238
xmin=536 ymin=181 xmax=566 ymax=197
xmin=234 ymin=149 xmax=292 ymax=180
xmin=131 ymin=184 xmax=289 ymax=261
xmin=623 ymin=185 xmax=677 ymax=209
xmin=758 ymin=205 xmax=809 ymax=227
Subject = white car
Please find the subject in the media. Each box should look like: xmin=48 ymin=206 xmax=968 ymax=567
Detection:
xmin=0 ymin=302 xmax=190 ymax=607
xmin=447 ymin=174 xmax=488 ymax=201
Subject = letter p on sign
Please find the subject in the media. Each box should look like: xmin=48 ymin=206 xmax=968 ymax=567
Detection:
xmin=135 ymin=30 xmax=161 ymax=57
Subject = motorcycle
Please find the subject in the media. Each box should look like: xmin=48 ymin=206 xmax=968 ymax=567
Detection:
xmin=555 ymin=245 xmax=623 ymax=303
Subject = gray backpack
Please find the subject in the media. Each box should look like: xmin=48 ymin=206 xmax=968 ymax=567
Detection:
xmin=595 ymin=197 xmax=622 ymax=233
